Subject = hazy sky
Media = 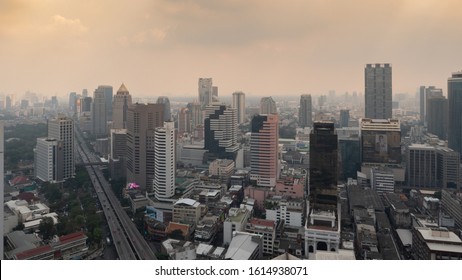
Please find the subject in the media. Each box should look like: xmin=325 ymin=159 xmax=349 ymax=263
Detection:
xmin=1 ymin=0 xmax=461 ymax=99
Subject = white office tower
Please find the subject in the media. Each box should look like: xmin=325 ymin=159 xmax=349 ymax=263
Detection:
xmin=34 ymin=138 xmax=64 ymax=183
xmin=48 ymin=116 xmax=75 ymax=179
xmin=199 ymin=78 xmax=213 ymax=108
xmin=232 ymin=91 xmax=246 ymax=124
xmin=154 ymin=121 xmax=176 ymax=200
xmin=0 ymin=121 xmax=4 ymax=259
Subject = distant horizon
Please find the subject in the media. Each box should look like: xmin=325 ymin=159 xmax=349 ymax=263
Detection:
xmin=1 ymin=1 xmax=461 ymax=100
xmin=0 ymin=74 xmax=458 ymax=101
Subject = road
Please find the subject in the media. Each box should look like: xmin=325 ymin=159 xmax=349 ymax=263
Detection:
xmin=75 ymin=128 xmax=157 ymax=260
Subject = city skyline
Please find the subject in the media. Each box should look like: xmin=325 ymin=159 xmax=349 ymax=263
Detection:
xmin=1 ymin=1 xmax=461 ymax=98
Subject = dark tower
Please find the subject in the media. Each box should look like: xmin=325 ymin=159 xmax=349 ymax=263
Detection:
xmin=309 ymin=122 xmax=338 ymax=211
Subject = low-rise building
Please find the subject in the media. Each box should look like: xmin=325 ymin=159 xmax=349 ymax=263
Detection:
xmin=6 ymin=231 xmax=88 ymax=260
xmin=370 ymin=167 xmax=394 ymax=193
xmin=127 ymin=190 xmax=148 ymax=212
xmin=224 ymin=232 xmax=262 ymax=260
xmin=265 ymin=196 xmax=305 ymax=227
xmin=223 ymin=207 xmax=251 ymax=245
xmin=209 ymin=159 xmax=234 ymax=182
xmin=245 ymin=218 xmax=277 ymax=256
xmin=383 ymin=193 xmax=411 ymax=229
xmin=161 ymin=239 xmax=196 ymax=260
xmin=172 ymin=198 xmax=201 ymax=228
xmin=441 ymin=190 xmax=462 ymax=230
xmin=195 ymin=243 xmax=226 ymax=260
xmin=5 ymin=200 xmax=51 ymax=223
xmin=194 ymin=214 xmax=220 ymax=243
xmin=411 ymin=227 xmax=462 ymax=260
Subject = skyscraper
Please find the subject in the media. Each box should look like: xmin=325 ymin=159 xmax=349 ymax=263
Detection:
xmin=212 ymin=86 xmax=219 ymax=103
xmin=109 ymin=129 xmax=127 ymax=180
xmin=309 ymin=122 xmax=338 ymax=211
xmin=299 ymin=94 xmax=312 ymax=128
xmin=187 ymin=101 xmax=202 ymax=130
xmin=448 ymin=71 xmax=462 ymax=158
xmin=232 ymin=91 xmax=246 ymax=124
xmin=93 ymin=86 xmax=109 ymax=137
xmin=305 ymin=122 xmax=340 ymax=255
xmin=250 ymin=114 xmax=279 ymax=187
xmin=178 ymin=107 xmax=190 ymax=134
xmin=199 ymin=78 xmax=213 ymax=108
xmin=5 ymin=95 xmax=12 ymax=111
xmin=260 ymin=97 xmax=277 ymax=115
xmin=427 ymin=96 xmax=448 ymax=140
xmin=126 ymin=103 xmax=164 ymax=192
xmin=153 ymin=121 xmax=176 ymax=200
xmin=34 ymin=138 xmax=64 ymax=183
xmin=98 ymin=85 xmax=113 ymax=121
xmin=204 ymin=104 xmax=239 ymax=161
xmin=50 ymin=96 xmax=58 ymax=111
xmin=365 ymin=63 xmax=392 ymax=119
xmin=69 ymin=92 xmax=77 ymax=113
xmin=48 ymin=116 xmax=74 ymax=180
xmin=157 ymin=96 xmax=171 ymax=122
xmin=112 ymin=83 xmax=132 ymax=129
xmin=419 ymin=86 xmax=443 ymax=125
xmin=339 ymin=109 xmax=349 ymax=128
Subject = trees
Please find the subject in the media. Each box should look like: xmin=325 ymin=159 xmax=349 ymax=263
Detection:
xmin=39 ymin=217 xmax=56 ymax=241
xmin=4 ymin=123 xmax=47 ymax=170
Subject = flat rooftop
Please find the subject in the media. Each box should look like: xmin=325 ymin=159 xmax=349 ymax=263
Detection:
xmin=417 ymin=228 xmax=462 ymax=244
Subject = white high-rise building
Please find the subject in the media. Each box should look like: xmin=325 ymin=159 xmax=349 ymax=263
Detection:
xmin=199 ymin=78 xmax=213 ymax=108
xmin=232 ymin=91 xmax=246 ymax=124
xmin=154 ymin=121 xmax=176 ymax=200
xmin=34 ymin=138 xmax=63 ymax=183
xmin=48 ymin=116 xmax=74 ymax=180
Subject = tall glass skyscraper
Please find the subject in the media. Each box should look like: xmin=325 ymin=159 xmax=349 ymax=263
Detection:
xmin=448 ymin=71 xmax=462 ymax=158
xmin=309 ymin=122 xmax=338 ymax=211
